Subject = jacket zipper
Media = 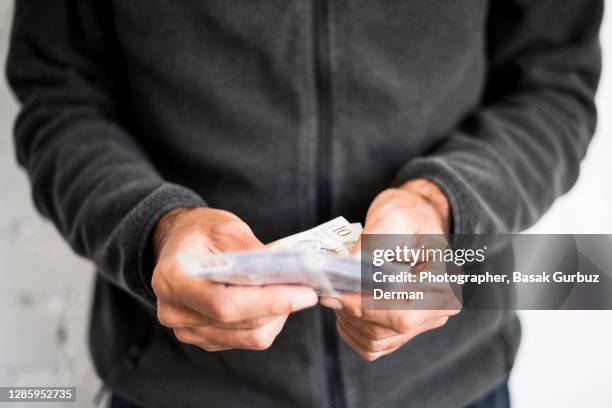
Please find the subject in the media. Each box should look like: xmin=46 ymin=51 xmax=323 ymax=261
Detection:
xmin=313 ymin=0 xmax=332 ymax=222
xmin=313 ymin=1 xmax=347 ymax=408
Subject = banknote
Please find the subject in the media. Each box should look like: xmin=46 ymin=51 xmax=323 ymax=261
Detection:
xmin=269 ymin=216 xmax=362 ymax=255
xmin=180 ymin=250 xmax=363 ymax=294
xmin=182 ymin=217 xmax=364 ymax=295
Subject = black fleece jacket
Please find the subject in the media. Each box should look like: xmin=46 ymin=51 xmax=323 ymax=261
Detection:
xmin=6 ymin=1 xmax=602 ymax=407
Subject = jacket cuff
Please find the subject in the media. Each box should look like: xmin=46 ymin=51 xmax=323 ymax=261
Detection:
xmin=391 ymin=157 xmax=464 ymax=235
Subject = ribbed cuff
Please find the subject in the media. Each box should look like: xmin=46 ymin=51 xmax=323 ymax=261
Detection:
xmin=391 ymin=157 xmax=464 ymax=235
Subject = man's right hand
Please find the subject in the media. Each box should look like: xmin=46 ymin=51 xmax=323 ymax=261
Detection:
xmin=151 ymin=207 xmax=318 ymax=351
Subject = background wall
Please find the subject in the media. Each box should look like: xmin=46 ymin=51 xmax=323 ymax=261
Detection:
xmin=0 ymin=2 xmax=100 ymax=406
xmin=510 ymin=6 xmax=612 ymax=407
xmin=0 ymin=2 xmax=610 ymax=407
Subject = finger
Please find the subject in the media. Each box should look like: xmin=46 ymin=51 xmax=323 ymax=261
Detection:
xmin=176 ymin=339 xmax=232 ymax=353
xmin=330 ymin=294 xmax=453 ymax=334
xmin=176 ymin=278 xmax=318 ymax=323
xmin=380 ymin=309 xmax=455 ymax=333
xmin=321 ymin=287 xmax=458 ymax=331
xmin=336 ymin=319 xmax=389 ymax=362
xmin=199 ymin=346 xmax=232 ymax=352
xmin=339 ymin=306 xmax=454 ymax=342
xmin=320 ymin=293 xmax=392 ymax=324
xmin=175 ymin=314 xmax=288 ymax=351
xmin=336 ymin=314 xmax=405 ymax=354
xmin=336 ymin=313 xmax=398 ymax=341
xmin=173 ymin=328 xmax=229 ymax=352
xmin=157 ymin=300 xmax=281 ymax=329
xmin=337 ymin=313 xmax=451 ymax=361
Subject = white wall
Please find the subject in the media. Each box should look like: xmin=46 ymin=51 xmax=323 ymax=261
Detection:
xmin=510 ymin=7 xmax=612 ymax=408
xmin=0 ymin=3 xmax=100 ymax=407
xmin=0 ymin=2 xmax=610 ymax=407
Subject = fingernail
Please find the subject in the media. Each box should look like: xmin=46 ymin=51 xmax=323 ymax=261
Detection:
xmin=292 ymin=292 xmax=319 ymax=311
xmin=319 ymin=297 xmax=343 ymax=310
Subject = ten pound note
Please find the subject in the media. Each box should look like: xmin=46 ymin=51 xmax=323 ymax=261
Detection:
xmin=180 ymin=217 xmax=364 ymax=295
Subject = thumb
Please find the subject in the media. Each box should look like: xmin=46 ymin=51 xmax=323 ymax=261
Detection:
xmin=236 ymin=232 xmax=266 ymax=251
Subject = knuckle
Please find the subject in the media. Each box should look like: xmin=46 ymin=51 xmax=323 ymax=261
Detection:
xmin=201 ymin=344 xmax=221 ymax=352
xmin=368 ymin=327 xmax=388 ymax=341
xmin=151 ymin=275 xmax=161 ymax=296
xmin=213 ymin=209 xmax=240 ymax=222
xmin=152 ymin=261 xmax=181 ymax=299
xmin=151 ymin=270 xmax=167 ymax=297
xmin=435 ymin=316 xmax=450 ymax=328
xmin=209 ymin=219 xmax=248 ymax=237
xmin=365 ymin=339 xmax=386 ymax=353
xmin=351 ymin=308 xmax=365 ymax=319
xmin=360 ymin=351 xmax=380 ymax=362
xmin=374 ymin=196 xmax=406 ymax=217
xmin=208 ymin=222 xmax=230 ymax=237
xmin=209 ymin=299 xmax=239 ymax=323
xmin=449 ymin=308 xmax=462 ymax=316
xmin=247 ymin=331 xmax=274 ymax=350
xmin=157 ymin=307 xmax=176 ymax=327
xmin=173 ymin=329 xmax=191 ymax=344
xmin=245 ymin=317 xmax=268 ymax=329
xmin=395 ymin=315 xmax=416 ymax=333
xmin=377 ymin=200 xmax=399 ymax=215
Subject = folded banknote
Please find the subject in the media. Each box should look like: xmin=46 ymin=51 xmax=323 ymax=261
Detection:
xmin=182 ymin=217 xmax=363 ymax=295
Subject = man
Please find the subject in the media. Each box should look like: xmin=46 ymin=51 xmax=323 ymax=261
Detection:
xmin=6 ymin=1 xmax=602 ymax=407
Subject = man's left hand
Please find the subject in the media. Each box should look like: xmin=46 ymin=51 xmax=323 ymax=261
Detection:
xmin=319 ymin=179 xmax=461 ymax=361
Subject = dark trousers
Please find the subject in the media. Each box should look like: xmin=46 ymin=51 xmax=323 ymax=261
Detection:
xmin=110 ymin=380 xmax=510 ymax=408
xmin=466 ymin=381 xmax=510 ymax=408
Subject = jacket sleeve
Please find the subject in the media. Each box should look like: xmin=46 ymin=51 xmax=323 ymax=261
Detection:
xmin=392 ymin=0 xmax=603 ymax=234
xmin=6 ymin=0 xmax=206 ymax=305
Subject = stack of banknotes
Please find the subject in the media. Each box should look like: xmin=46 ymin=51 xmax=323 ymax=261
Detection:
xmin=181 ymin=217 xmax=364 ymax=295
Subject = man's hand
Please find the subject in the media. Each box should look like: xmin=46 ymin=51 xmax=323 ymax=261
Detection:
xmin=320 ymin=179 xmax=460 ymax=361
xmin=151 ymin=208 xmax=319 ymax=351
